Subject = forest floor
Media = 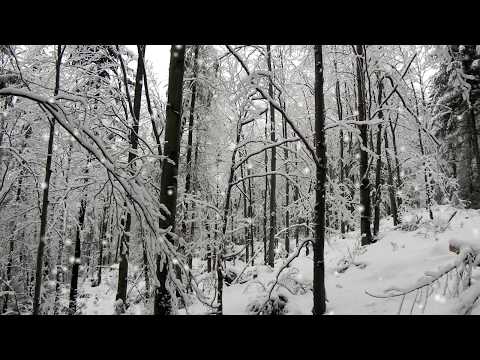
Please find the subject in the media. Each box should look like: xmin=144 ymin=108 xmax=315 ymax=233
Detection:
xmin=76 ymin=204 xmax=480 ymax=315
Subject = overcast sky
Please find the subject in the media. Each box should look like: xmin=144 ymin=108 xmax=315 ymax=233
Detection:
xmin=127 ymin=45 xmax=170 ymax=98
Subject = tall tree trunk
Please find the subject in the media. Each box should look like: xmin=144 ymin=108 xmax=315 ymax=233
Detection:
xmin=33 ymin=45 xmax=63 ymax=315
xmin=182 ymin=45 xmax=199 ymax=269
xmin=266 ymin=44 xmax=276 ymax=268
xmin=373 ymin=79 xmax=384 ymax=236
xmin=154 ymin=45 xmax=186 ymax=315
xmin=355 ymin=45 xmax=373 ymax=246
xmin=389 ymin=120 xmax=402 ymax=210
xmin=53 ymin=143 xmax=72 ymax=314
xmin=469 ymin=107 xmax=480 ymax=188
xmin=69 ymin=168 xmax=87 ymax=315
xmin=282 ymin=99 xmax=290 ymax=256
xmin=384 ymin=127 xmax=399 ymax=226
xmin=313 ymin=45 xmax=327 ymax=315
xmin=247 ymin=168 xmax=254 ymax=266
xmin=116 ymin=44 xmax=145 ymax=306
xmin=293 ymin=147 xmax=300 ymax=246
xmin=334 ymin=54 xmax=346 ymax=236
xmin=263 ymin=108 xmax=269 ymax=264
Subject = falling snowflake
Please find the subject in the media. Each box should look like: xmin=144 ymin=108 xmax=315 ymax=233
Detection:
xmin=343 ymin=135 xmax=350 ymax=142
xmin=75 ymin=258 xmax=81 ymax=264
xmin=174 ymin=45 xmax=183 ymax=50
xmin=65 ymin=239 xmax=72 ymax=246
xmin=303 ymin=167 xmax=310 ymax=175
xmin=246 ymin=162 xmax=253 ymax=170
xmin=69 ymin=256 xmax=75 ymax=264
xmin=102 ymin=240 xmax=108 ymax=246
xmin=357 ymin=205 xmax=365 ymax=213
xmin=355 ymin=153 xmax=361 ymax=159
xmin=400 ymin=146 xmax=406 ymax=152
xmin=47 ymin=97 xmax=55 ymax=104
xmin=172 ymin=258 xmax=179 ymax=265
xmin=167 ymin=189 xmax=174 ymax=196
xmin=40 ymin=182 xmax=48 ymax=190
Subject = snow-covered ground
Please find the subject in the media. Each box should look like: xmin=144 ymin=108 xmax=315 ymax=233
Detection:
xmin=76 ymin=205 xmax=480 ymax=315
xmin=221 ymin=205 xmax=480 ymax=315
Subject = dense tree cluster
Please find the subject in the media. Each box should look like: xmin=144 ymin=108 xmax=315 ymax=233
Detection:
xmin=0 ymin=44 xmax=477 ymax=315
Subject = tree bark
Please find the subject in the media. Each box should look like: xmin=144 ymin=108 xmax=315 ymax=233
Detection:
xmin=355 ymin=45 xmax=373 ymax=246
xmin=373 ymin=78 xmax=384 ymax=236
xmin=154 ymin=45 xmax=186 ymax=315
xmin=182 ymin=45 xmax=199 ymax=269
xmin=313 ymin=45 xmax=327 ymax=315
xmin=33 ymin=45 xmax=63 ymax=315
xmin=116 ymin=44 xmax=145 ymax=306
xmin=266 ymin=45 xmax=276 ymax=268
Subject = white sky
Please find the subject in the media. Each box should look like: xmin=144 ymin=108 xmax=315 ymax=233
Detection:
xmin=126 ymin=45 xmax=170 ymax=98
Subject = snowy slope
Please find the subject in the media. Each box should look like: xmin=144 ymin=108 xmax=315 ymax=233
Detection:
xmin=220 ymin=205 xmax=480 ymax=315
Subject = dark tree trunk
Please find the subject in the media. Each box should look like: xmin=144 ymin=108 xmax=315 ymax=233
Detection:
xmin=334 ymin=55 xmax=346 ymax=236
xmin=373 ymin=79 xmax=384 ymax=236
xmin=266 ymin=44 xmax=276 ymax=268
xmin=384 ymin=127 xmax=399 ymax=226
xmin=389 ymin=120 xmax=402 ymax=210
xmin=154 ymin=45 xmax=186 ymax=315
xmin=69 ymin=164 xmax=88 ymax=315
xmin=182 ymin=45 xmax=199 ymax=269
xmin=355 ymin=45 xmax=373 ymax=246
xmin=282 ymin=99 xmax=290 ymax=256
xmin=263 ymin=109 xmax=268 ymax=264
xmin=116 ymin=45 xmax=145 ymax=306
xmin=33 ymin=45 xmax=63 ymax=315
xmin=313 ymin=45 xmax=327 ymax=315
xmin=247 ymin=169 xmax=254 ymax=266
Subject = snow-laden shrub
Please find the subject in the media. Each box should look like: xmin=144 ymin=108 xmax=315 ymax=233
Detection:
xmin=397 ymin=214 xmax=423 ymax=231
xmin=246 ymin=293 xmax=288 ymax=315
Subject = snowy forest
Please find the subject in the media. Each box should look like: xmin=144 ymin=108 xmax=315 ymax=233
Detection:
xmin=0 ymin=44 xmax=479 ymax=315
